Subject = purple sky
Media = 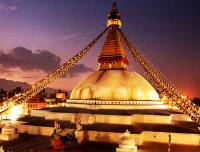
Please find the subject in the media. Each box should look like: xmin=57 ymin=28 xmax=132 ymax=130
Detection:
xmin=0 ymin=0 xmax=200 ymax=98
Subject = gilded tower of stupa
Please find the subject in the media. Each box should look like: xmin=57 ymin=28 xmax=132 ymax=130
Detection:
xmin=98 ymin=2 xmax=129 ymax=70
xmin=70 ymin=2 xmax=160 ymax=102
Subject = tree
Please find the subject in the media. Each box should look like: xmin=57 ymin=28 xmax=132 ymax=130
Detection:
xmin=192 ymin=97 xmax=200 ymax=106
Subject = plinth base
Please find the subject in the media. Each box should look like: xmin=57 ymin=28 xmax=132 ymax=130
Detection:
xmin=116 ymin=147 xmax=137 ymax=152
xmin=0 ymin=133 xmax=19 ymax=141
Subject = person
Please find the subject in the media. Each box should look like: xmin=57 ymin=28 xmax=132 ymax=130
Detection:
xmin=54 ymin=119 xmax=60 ymax=129
xmin=169 ymin=134 xmax=171 ymax=144
xmin=51 ymin=129 xmax=56 ymax=139
xmin=76 ymin=121 xmax=82 ymax=131
xmin=168 ymin=134 xmax=171 ymax=152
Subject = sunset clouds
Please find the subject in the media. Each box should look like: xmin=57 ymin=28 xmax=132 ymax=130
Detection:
xmin=0 ymin=47 xmax=61 ymax=72
xmin=0 ymin=47 xmax=93 ymax=77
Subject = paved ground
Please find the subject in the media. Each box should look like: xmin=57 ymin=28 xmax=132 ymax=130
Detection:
xmin=1 ymin=134 xmax=50 ymax=152
xmin=138 ymin=141 xmax=200 ymax=152
xmin=40 ymin=141 xmax=200 ymax=152
xmin=1 ymin=134 xmax=199 ymax=152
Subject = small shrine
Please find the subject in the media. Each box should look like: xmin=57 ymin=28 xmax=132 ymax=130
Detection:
xmin=0 ymin=146 xmax=4 ymax=152
xmin=116 ymin=129 xmax=137 ymax=152
xmin=0 ymin=122 xmax=19 ymax=141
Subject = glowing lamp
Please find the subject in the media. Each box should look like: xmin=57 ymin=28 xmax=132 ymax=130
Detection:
xmin=107 ymin=2 xmax=122 ymax=28
xmin=107 ymin=19 xmax=122 ymax=28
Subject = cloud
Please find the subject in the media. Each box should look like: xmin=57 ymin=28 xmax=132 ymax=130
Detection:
xmin=0 ymin=47 xmax=61 ymax=73
xmin=0 ymin=5 xmax=17 ymax=11
xmin=8 ymin=6 xmax=17 ymax=10
xmin=21 ymin=76 xmax=40 ymax=79
xmin=0 ymin=67 xmax=10 ymax=73
xmin=0 ymin=47 xmax=94 ymax=78
xmin=0 ymin=1 xmax=17 ymax=11
xmin=63 ymin=33 xmax=80 ymax=41
xmin=0 ymin=66 xmax=13 ymax=76
xmin=64 ymin=64 xmax=94 ymax=78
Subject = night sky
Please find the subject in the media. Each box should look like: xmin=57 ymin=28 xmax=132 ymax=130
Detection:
xmin=0 ymin=0 xmax=200 ymax=98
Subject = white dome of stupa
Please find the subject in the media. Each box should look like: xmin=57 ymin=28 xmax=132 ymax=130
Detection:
xmin=70 ymin=70 xmax=160 ymax=101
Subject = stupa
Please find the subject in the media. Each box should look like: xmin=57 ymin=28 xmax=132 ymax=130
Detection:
xmin=116 ymin=129 xmax=137 ymax=152
xmin=69 ymin=2 xmax=160 ymax=105
xmin=0 ymin=122 xmax=19 ymax=141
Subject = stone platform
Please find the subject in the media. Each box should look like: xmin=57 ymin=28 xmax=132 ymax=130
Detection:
xmin=2 ymin=105 xmax=197 ymax=147
xmin=1 ymin=102 xmax=199 ymax=151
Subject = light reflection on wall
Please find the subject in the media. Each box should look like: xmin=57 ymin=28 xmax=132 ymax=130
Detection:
xmin=1 ymin=105 xmax=23 ymax=121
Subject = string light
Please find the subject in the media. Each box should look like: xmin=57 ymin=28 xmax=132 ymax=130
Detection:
xmin=119 ymin=28 xmax=200 ymax=124
xmin=1 ymin=28 xmax=108 ymax=115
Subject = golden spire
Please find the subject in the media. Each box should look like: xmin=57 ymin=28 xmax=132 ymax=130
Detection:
xmin=98 ymin=2 xmax=129 ymax=70
xmin=107 ymin=2 xmax=122 ymax=28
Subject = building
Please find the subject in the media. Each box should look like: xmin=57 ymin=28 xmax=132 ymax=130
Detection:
xmin=26 ymin=94 xmax=46 ymax=115
xmin=45 ymin=92 xmax=56 ymax=106
xmin=45 ymin=90 xmax=69 ymax=106
xmin=55 ymin=90 xmax=69 ymax=103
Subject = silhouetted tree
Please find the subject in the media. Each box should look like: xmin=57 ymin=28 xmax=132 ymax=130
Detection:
xmin=192 ymin=97 xmax=200 ymax=106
